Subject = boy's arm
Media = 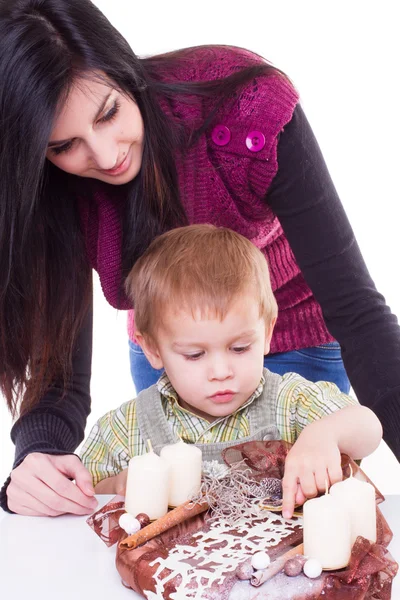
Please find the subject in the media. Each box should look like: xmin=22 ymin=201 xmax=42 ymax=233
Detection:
xmin=308 ymin=404 xmax=383 ymax=459
xmin=93 ymin=470 xmax=128 ymax=495
xmin=80 ymin=400 xmax=144 ymax=494
xmin=276 ymin=375 xmax=382 ymax=518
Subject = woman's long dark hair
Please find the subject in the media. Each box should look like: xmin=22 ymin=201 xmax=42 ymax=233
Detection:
xmin=0 ymin=0 xmax=280 ymax=416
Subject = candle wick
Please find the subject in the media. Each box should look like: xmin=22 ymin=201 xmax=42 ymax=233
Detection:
xmin=147 ymin=439 xmax=153 ymax=453
xmin=349 ymin=463 xmax=353 ymax=479
xmin=325 ymin=479 xmax=329 ymax=495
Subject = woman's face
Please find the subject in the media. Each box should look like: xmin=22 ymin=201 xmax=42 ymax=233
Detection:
xmin=46 ymin=75 xmax=144 ymax=185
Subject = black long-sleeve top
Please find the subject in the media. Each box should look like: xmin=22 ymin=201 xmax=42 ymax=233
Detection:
xmin=1 ymin=105 xmax=399 ymax=512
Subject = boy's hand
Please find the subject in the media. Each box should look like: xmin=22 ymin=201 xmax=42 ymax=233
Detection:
xmin=281 ymin=425 xmax=343 ymax=520
xmin=94 ymin=469 xmax=128 ymax=495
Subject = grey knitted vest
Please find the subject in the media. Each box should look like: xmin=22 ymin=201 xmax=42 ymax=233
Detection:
xmin=135 ymin=368 xmax=281 ymax=462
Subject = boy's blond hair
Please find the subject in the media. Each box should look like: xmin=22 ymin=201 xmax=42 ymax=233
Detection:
xmin=125 ymin=225 xmax=278 ymax=341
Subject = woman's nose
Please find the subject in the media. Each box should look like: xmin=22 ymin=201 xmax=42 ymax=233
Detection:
xmin=88 ymin=135 xmax=119 ymax=170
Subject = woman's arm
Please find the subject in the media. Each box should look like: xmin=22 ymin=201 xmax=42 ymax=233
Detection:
xmin=0 ymin=297 xmax=96 ymax=515
xmin=267 ymin=105 xmax=400 ymax=460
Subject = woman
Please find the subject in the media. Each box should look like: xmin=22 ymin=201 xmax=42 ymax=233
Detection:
xmin=0 ymin=0 xmax=399 ymax=516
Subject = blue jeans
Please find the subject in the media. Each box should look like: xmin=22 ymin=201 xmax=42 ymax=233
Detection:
xmin=129 ymin=340 xmax=350 ymax=395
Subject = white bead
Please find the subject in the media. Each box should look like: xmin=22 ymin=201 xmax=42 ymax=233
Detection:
xmin=251 ymin=551 xmax=271 ymax=570
xmin=303 ymin=558 xmax=322 ymax=579
xmin=118 ymin=513 xmax=141 ymax=535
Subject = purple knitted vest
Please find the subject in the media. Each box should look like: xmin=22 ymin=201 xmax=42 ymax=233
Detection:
xmin=79 ymin=47 xmax=333 ymax=353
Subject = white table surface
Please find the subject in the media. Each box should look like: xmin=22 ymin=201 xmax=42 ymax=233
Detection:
xmin=1 ymin=495 xmax=399 ymax=599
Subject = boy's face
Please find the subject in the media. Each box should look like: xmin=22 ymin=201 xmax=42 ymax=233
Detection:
xmin=139 ymin=295 xmax=275 ymax=422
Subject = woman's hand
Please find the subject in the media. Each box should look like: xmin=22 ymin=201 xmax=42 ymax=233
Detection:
xmin=281 ymin=424 xmax=343 ymax=520
xmin=94 ymin=469 xmax=128 ymax=495
xmin=7 ymin=453 xmax=98 ymax=517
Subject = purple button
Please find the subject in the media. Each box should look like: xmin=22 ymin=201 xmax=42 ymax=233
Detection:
xmin=211 ymin=124 xmax=231 ymax=146
xmin=246 ymin=130 xmax=266 ymax=152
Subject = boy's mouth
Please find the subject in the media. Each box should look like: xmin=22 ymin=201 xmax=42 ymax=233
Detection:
xmin=209 ymin=390 xmax=235 ymax=404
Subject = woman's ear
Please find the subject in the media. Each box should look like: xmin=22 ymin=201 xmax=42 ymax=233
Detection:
xmin=135 ymin=333 xmax=164 ymax=370
xmin=264 ymin=317 xmax=277 ymax=355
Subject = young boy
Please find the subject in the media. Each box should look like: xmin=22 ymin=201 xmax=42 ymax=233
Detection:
xmin=80 ymin=225 xmax=382 ymax=518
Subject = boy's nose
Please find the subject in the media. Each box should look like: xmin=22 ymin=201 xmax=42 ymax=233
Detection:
xmin=208 ymin=357 xmax=233 ymax=381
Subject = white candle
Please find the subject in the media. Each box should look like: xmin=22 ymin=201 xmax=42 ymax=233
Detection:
xmin=303 ymin=493 xmax=352 ymax=570
xmin=160 ymin=440 xmax=202 ymax=507
xmin=124 ymin=451 xmax=169 ymax=520
xmin=330 ymin=475 xmax=377 ymax=545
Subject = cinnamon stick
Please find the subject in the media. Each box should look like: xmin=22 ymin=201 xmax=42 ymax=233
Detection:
xmin=119 ymin=499 xmax=209 ymax=549
xmin=251 ymin=543 xmax=304 ymax=586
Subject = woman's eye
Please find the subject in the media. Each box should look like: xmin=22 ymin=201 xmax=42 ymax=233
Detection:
xmin=232 ymin=345 xmax=250 ymax=354
xmin=98 ymin=100 xmax=120 ymax=124
xmin=49 ymin=100 xmax=120 ymax=156
xmin=51 ymin=140 xmax=74 ymax=156
xmin=184 ymin=352 xmax=204 ymax=361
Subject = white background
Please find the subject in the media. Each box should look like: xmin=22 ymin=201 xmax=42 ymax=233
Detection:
xmin=1 ymin=0 xmax=400 ymax=495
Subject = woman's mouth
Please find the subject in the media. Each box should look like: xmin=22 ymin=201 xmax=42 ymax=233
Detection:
xmin=101 ymin=150 xmax=131 ymax=176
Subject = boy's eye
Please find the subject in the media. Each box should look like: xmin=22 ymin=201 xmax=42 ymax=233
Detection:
xmin=232 ymin=345 xmax=250 ymax=354
xmin=50 ymin=140 xmax=74 ymax=156
xmin=98 ymin=100 xmax=120 ymax=124
xmin=184 ymin=352 xmax=204 ymax=361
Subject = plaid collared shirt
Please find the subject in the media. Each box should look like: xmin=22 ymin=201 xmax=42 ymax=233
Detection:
xmin=80 ymin=372 xmax=357 ymax=486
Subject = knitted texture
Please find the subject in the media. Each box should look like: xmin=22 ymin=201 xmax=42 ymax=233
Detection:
xmin=0 ymin=412 xmax=81 ymax=512
xmin=79 ymin=46 xmax=334 ymax=353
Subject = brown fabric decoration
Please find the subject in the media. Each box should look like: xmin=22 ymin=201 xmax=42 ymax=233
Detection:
xmin=223 ymin=439 xmax=291 ymax=480
xmin=323 ymin=537 xmax=398 ymax=600
xmin=86 ymin=495 xmax=126 ymax=547
xmin=222 ymin=439 xmax=385 ymax=505
xmin=86 ymin=441 xmax=397 ymax=599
